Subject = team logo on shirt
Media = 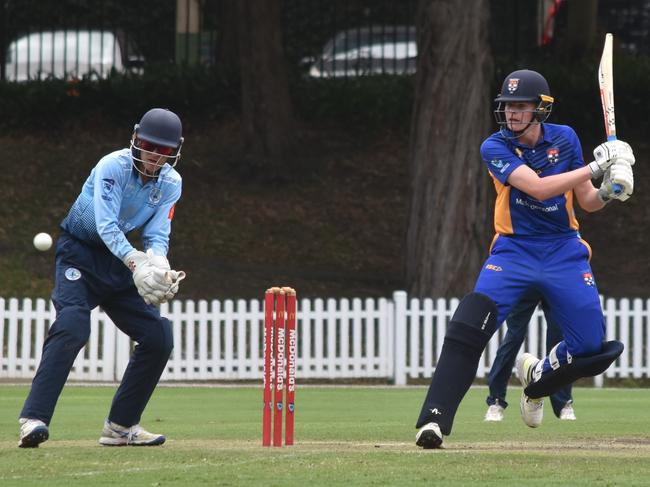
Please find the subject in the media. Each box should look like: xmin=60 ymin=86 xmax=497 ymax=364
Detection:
xmin=65 ymin=267 xmax=82 ymax=281
xmin=101 ymin=178 xmax=115 ymax=201
xmin=546 ymin=147 xmax=560 ymax=164
xmin=507 ymin=78 xmax=520 ymax=93
xmin=148 ymin=188 xmax=162 ymax=205
xmin=583 ymin=272 xmax=595 ymax=286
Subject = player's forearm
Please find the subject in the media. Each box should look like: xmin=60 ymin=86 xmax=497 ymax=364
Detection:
xmin=577 ymin=188 xmax=607 ymax=212
xmin=521 ymin=166 xmax=593 ymax=201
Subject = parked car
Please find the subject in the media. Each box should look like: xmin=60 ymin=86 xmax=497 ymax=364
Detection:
xmin=306 ymin=25 xmax=417 ymax=78
xmin=4 ymin=30 xmax=144 ymax=82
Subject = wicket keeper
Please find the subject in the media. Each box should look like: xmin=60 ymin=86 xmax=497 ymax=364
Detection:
xmin=18 ymin=108 xmax=185 ymax=448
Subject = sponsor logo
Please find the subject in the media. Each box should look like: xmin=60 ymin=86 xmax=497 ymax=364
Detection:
xmin=429 ymin=408 xmax=442 ymax=415
xmin=547 ymin=147 xmax=560 ymax=164
xmin=148 ymin=188 xmax=162 ymax=205
xmin=64 ymin=267 xmax=82 ymax=281
xmin=515 ymin=198 xmax=559 ymax=213
xmin=481 ymin=312 xmax=491 ymax=330
xmin=583 ymin=272 xmax=595 ymax=286
xmin=490 ymin=159 xmax=510 ymax=174
xmin=507 ymin=78 xmax=520 ymax=93
xmin=490 ymin=158 xmax=505 ymax=169
xmin=486 ymin=264 xmax=502 ymax=272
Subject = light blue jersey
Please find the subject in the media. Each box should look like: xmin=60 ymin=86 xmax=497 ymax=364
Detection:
xmin=61 ymin=149 xmax=182 ymax=260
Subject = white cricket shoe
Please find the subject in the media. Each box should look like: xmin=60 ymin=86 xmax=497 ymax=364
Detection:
xmin=18 ymin=418 xmax=49 ymax=448
xmin=559 ymin=402 xmax=577 ymax=421
xmin=415 ymin=422 xmax=444 ymax=449
xmin=484 ymin=404 xmax=505 ymax=422
xmin=99 ymin=420 xmax=166 ymax=446
xmin=516 ymin=353 xmax=544 ymax=428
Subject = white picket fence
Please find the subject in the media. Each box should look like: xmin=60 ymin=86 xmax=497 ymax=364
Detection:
xmin=1 ymin=292 xmax=649 ymax=385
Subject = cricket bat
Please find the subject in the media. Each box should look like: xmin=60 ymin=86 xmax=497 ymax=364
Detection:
xmin=598 ymin=33 xmax=622 ymax=193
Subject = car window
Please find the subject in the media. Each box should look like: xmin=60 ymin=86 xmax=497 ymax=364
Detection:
xmin=5 ymin=30 xmax=128 ymax=81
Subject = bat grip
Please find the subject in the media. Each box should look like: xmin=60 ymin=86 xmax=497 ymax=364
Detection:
xmin=607 ymin=134 xmax=623 ymax=194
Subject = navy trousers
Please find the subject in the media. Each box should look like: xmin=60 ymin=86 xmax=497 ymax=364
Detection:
xmin=21 ymin=233 xmax=173 ymax=427
xmin=486 ymin=291 xmax=572 ymax=417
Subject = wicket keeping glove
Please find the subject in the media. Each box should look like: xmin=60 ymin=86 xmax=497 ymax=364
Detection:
xmin=123 ymin=249 xmax=169 ymax=305
xmin=147 ymin=251 xmax=186 ymax=303
xmin=589 ymin=140 xmax=635 ymax=178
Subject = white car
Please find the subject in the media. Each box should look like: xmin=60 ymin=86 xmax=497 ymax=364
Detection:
xmin=307 ymin=25 xmax=417 ymax=78
xmin=4 ymin=30 xmax=143 ymax=81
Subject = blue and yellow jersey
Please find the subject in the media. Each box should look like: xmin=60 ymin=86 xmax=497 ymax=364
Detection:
xmin=480 ymin=123 xmax=584 ymax=237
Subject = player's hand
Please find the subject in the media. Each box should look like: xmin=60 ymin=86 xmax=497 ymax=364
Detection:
xmin=124 ymin=249 xmax=169 ymax=305
xmin=589 ymin=140 xmax=634 ymax=178
xmin=598 ymin=160 xmax=634 ymax=203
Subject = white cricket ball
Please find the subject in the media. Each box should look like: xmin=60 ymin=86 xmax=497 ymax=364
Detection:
xmin=33 ymin=232 xmax=53 ymax=252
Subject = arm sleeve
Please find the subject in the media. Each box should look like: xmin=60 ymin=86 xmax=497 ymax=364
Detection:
xmin=141 ymin=182 xmax=182 ymax=257
xmin=93 ymin=158 xmax=135 ymax=260
xmin=567 ymin=127 xmax=585 ymax=170
xmin=480 ymin=137 xmax=526 ymax=184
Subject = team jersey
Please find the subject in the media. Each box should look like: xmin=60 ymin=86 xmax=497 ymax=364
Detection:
xmin=480 ymin=123 xmax=585 ymax=237
xmin=61 ymin=148 xmax=182 ymax=260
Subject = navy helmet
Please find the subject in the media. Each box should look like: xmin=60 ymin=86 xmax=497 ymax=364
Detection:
xmin=494 ymin=69 xmax=554 ymax=127
xmin=131 ymin=108 xmax=184 ymax=176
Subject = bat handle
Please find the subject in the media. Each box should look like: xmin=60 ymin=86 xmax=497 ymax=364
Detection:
xmin=606 ymin=134 xmax=623 ymax=194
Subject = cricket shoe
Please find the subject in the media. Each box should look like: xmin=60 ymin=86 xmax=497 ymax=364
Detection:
xmin=415 ymin=422 xmax=444 ymax=449
xmin=559 ymin=402 xmax=577 ymax=421
xmin=484 ymin=403 xmax=505 ymax=422
xmin=516 ymin=352 xmax=544 ymax=428
xmin=18 ymin=418 xmax=49 ymax=448
xmin=99 ymin=420 xmax=166 ymax=446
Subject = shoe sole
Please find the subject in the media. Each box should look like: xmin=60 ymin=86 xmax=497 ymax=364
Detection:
xmin=519 ymin=391 xmax=543 ymax=428
xmin=19 ymin=426 xmax=49 ymax=448
xmin=99 ymin=436 xmax=166 ymax=446
xmin=415 ymin=429 xmax=443 ymax=449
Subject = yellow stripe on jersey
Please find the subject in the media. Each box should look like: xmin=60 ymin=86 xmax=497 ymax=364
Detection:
xmin=491 ymin=174 xmax=513 ymax=235
xmin=565 ymin=190 xmax=580 ymax=231
xmin=579 ymin=238 xmax=593 ymax=262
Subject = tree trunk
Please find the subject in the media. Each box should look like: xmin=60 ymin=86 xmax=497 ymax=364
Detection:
xmin=215 ymin=0 xmax=240 ymax=82
xmin=237 ymin=0 xmax=294 ymax=176
xmin=405 ymin=0 xmax=493 ymax=298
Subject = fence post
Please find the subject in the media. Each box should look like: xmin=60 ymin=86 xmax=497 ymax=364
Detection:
xmin=393 ymin=291 xmax=408 ymax=385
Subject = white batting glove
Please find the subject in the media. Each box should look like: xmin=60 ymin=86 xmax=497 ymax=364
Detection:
xmin=588 ymin=140 xmax=635 ymax=178
xmin=598 ymin=160 xmax=634 ymax=203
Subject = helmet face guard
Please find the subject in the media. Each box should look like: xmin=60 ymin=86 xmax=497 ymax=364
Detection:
xmin=130 ymin=135 xmax=183 ymax=177
xmin=493 ymin=70 xmax=554 ymax=135
xmin=493 ymin=94 xmax=554 ymax=127
xmin=130 ymin=108 xmax=183 ymax=177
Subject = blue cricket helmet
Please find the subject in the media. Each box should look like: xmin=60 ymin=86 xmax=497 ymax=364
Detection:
xmin=494 ymin=69 xmax=554 ymax=127
xmin=135 ymin=108 xmax=183 ymax=148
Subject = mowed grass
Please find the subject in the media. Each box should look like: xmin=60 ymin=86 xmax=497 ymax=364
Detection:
xmin=1 ymin=385 xmax=650 ymax=486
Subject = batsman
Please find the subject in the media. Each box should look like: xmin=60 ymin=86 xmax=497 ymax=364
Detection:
xmin=18 ymin=108 xmax=186 ymax=448
xmin=415 ymin=70 xmax=635 ymax=449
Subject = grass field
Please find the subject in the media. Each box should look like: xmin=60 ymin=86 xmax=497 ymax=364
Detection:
xmin=1 ymin=385 xmax=650 ymax=486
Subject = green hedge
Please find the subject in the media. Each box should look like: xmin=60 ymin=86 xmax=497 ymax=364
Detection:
xmin=1 ymin=55 xmax=648 ymax=135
